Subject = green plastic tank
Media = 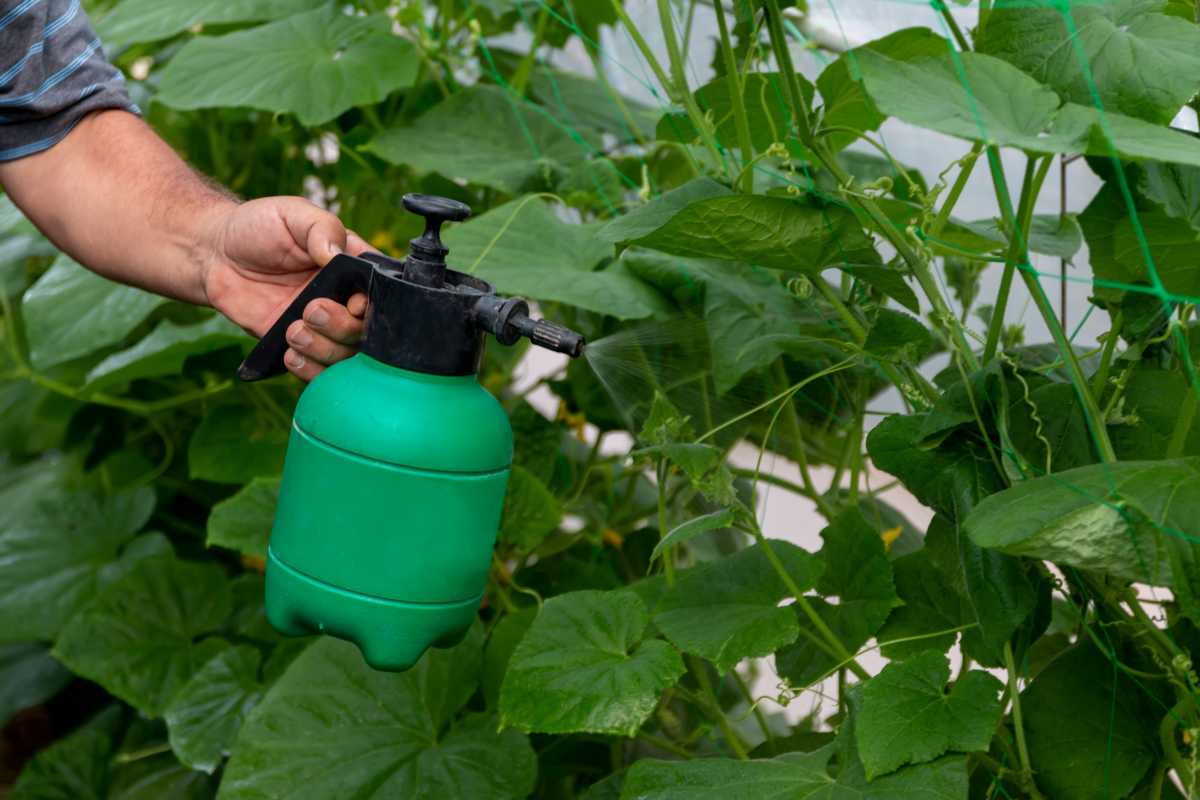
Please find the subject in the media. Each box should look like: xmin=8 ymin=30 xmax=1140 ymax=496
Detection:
xmin=236 ymin=194 xmax=585 ymax=670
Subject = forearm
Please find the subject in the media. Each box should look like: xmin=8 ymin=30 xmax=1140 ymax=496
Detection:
xmin=0 ymin=109 xmax=236 ymax=305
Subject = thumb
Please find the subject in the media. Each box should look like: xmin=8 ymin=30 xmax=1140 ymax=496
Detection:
xmin=280 ymin=198 xmax=349 ymax=266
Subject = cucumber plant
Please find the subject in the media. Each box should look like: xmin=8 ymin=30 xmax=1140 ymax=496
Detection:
xmin=2 ymin=0 xmax=1200 ymax=798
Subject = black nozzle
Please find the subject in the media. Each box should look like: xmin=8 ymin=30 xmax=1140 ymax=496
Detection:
xmin=402 ymin=193 xmax=471 ymax=288
xmin=473 ymin=296 xmax=586 ymax=357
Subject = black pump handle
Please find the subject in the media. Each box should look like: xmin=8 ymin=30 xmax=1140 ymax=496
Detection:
xmin=237 ymin=254 xmax=373 ymax=382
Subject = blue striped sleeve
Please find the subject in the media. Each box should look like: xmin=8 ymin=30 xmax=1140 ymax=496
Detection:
xmin=0 ymin=0 xmax=137 ymax=162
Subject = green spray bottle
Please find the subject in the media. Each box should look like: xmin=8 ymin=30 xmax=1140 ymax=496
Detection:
xmin=237 ymin=194 xmax=585 ymax=670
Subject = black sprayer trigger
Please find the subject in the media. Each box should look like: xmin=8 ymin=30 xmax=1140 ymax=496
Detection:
xmin=237 ymin=254 xmax=373 ymax=382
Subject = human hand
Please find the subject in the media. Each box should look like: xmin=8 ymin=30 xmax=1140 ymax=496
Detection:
xmin=202 ymin=197 xmax=373 ymax=381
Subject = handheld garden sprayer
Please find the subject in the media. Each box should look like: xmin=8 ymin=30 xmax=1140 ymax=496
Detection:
xmin=237 ymin=194 xmax=585 ymax=670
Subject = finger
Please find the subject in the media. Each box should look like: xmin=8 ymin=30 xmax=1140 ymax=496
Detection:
xmin=284 ymin=347 xmax=325 ymax=382
xmin=287 ymin=319 xmax=356 ymax=366
xmin=303 ymin=298 xmax=364 ymax=346
xmin=347 ymin=292 xmax=367 ymax=318
xmin=346 ymin=230 xmax=379 ymax=256
xmin=278 ymin=198 xmax=349 ymax=266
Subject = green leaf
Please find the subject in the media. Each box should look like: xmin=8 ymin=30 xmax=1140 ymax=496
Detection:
xmin=525 ymin=66 xmax=658 ymax=143
xmin=636 ymin=442 xmax=737 ymax=506
xmin=155 ymin=6 xmax=418 ymax=125
xmin=221 ymin=630 xmax=538 ymax=800
xmin=109 ymin=752 xmax=216 ymax=800
xmin=876 ymin=553 xmax=965 ymax=660
xmin=843 ymin=264 xmax=920 ymax=313
xmin=188 ymin=405 xmax=288 ymax=484
xmin=1110 ymin=366 xmax=1200 ymax=459
xmin=482 ymin=607 xmax=536 ymax=710
xmin=924 ymin=515 xmax=1042 ymax=666
xmin=655 ymin=542 xmax=821 ymax=672
xmin=21 ymin=255 xmax=168 ymax=370
xmin=651 ymin=508 xmax=736 ymax=561
xmin=54 ymin=555 xmax=233 ymax=716
xmin=856 ymin=650 xmax=1003 ymax=778
xmin=817 ymin=27 xmax=951 ymax=151
xmin=867 ymin=414 xmax=1004 ymax=521
xmin=367 ymin=86 xmax=588 ymax=194
xmin=1022 ymin=643 xmax=1157 ymax=799
xmin=499 ymin=465 xmax=562 ymax=552
xmin=0 ymin=643 xmax=72 ymax=726
xmin=1007 ymin=381 xmax=1096 ymax=473
xmin=977 ymin=0 xmax=1200 ymax=124
xmin=963 ymin=457 xmax=1200 ymax=586
xmin=864 ymin=309 xmax=933 ymax=361
xmin=610 ymin=194 xmax=876 ymax=274
xmin=499 ymin=589 xmax=686 ymax=736
xmin=776 ymin=509 xmax=899 ymax=686
xmin=11 ymin=721 xmax=115 ymax=800
xmin=441 ymin=197 xmax=667 ymax=319
xmin=510 ymin=401 xmax=563 ymax=484
xmin=694 ymin=73 xmax=807 ymax=152
xmin=620 ymin=745 xmax=968 ymax=799
xmin=165 ymin=645 xmax=263 ymax=773
xmin=960 ymin=213 xmax=1084 ymax=260
xmin=205 ymin=476 xmax=279 ymax=559
xmin=0 ymin=487 xmax=156 ymax=642
xmin=638 ymin=391 xmax=694 ymax=447
xmin=856 ymin=49 xmax=1200 ymax=166
xmin=85 ymin=315 xmax=248 ymax=392
xmin=1140 ymin=160 xmax=1200 ymax=227
xmin=598 ymin=177 xmax=732 ymax=245
xmin=97 ymin=0 xmax=326 ymax=46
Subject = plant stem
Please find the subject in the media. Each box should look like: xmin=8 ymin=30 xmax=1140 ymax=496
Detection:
xmin=929 ymin=143 xmax=984 ymax=237
xmin=713 ymin=0 xmax=756 ymax=192
xmin=760 ymin=0 xmax=812 ymax=141
xmin=1003 ymin=641 xmax=1045 ymax=800
xmin=637 ymin=731 xmax=694 ymax=759
xmin=732 ymin=669 xmax=774 ymax=746
xmin=509 ymin=6 xmax=550 ymax=95
xmin=654 ymin=0 xmax=728 ymax=173
xmin=1167 ymin=385 xmax=1198 ymax=458
xmin=747 ymin=524 xmax=870 ymax=680
xmin=1090 ymin=310 xmax=1122 ymax=400
xmin=688 ymin=655 xmax=750 ymax=759
xmin=934 ymin=0 xmax=970 ymax=50
xmin=657 ymin=459 xmax=676 ymax=586
xmin=772 ymin=362 xmax=835 ymax=519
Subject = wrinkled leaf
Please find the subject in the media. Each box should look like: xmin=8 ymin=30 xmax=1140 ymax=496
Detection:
xmin=21 ymin=255 xmax=168 ymax=370
xmin=221 ymin=629 xmax=537 ymax=800
xmin=368 ymin=86 xmax=588 ymax=194
xmin=54 ymin=556 xmax=233 ymax=716
xmin=165 ymin=645 xmax=264 ymax=773
xmin=156 ymin=6 xmax=418 ymax=125
xmin=856 ymin=650 xmax=1003 ymax=778
xmin=500 ymin=590 xmax=686 ymax=736
xmin=442 ymin=197 xmax=667 ymax=319
xmin=654 ymin=542 xmax=822 ymax=672
xmin=206 ymin=476 xmax=279 ymax=559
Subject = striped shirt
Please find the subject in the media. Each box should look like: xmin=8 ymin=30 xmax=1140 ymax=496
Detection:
xmin=0 ymin=0 xmax=135 ymax=162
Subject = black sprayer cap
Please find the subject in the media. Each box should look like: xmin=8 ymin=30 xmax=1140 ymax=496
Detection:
xmin=236 ymin=194 xmax=585 ymax=381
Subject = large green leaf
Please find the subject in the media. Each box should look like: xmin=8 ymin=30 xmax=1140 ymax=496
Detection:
xmin=526 ymin=66 xmax=658 ymax=143
xmin=220 ymin=629 xmax=537 ymax=800
xmin=0 ymin=487 xmax=156 ymax=642
xmin=619 ymin=745 xmax=968 ymax=799
xmin=165 ymin=645 xmax=264 ymax=773
xmin=653 ymin=542 xmax=822 ymax=673
xmin=963 ymin=458 xmax=1200 ymax=586
xmin=499 ymin=589 xmax=686 ymax=736
xmin=205 ymin=476 xmax=280 ymax=559
xmin=598 ymin=178 xmax=732 ymax=245
xmin=923 ymin=515 xmax=1042 ymax=667
xmin=188 ymin=405 xmax=288 ymax=484
xmin=876 ymin=552 xmax=965 ymax=660
xmin=978 ymin=0 xmax=1200 ymax=124
xmin=1110 ymin=367 xmax=1200 ymax=459
xmin=441 ymin=197 xmax=667 ymax=319
xmin=10 ymin=721 xmax=115 ymax=800
xmin=367 ymin=86 xmax=589 ymax=194
xmin=155 ymin=6 xmax=418 ymax=125
xmin=97 ymin=0 xmax=326 ymax=46
xmin=1140 ymin=160 xmax=1200 ymax=227
xmin=0 ymin=643 xmax=72 ymax=727
xmin=867 ymin=414 xmax=1004 ymax=521
xmin=54 ymin=555 xmax=233 ymax=716
xmin=1022 ymin=643 xmax=1157 ymax=799
xmin=856 ymin=49 xmax=1200 ymax=166
xmin=609 ymin=194 xmax=877 ymax=274
xmin=776 ymin=509 xmax=899 ymax=686
xmin=499 ymin=465 xmax=561 ymax=552
xmin=85 ymin=315 xmax=248 ymax=392
xmin=21 ymin=255 xmax=168 ymax=370
xmin=817 ymin=27 xmax=951 ymax=151
xmin=856 ymin=650 xmax=1002 ymax=778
